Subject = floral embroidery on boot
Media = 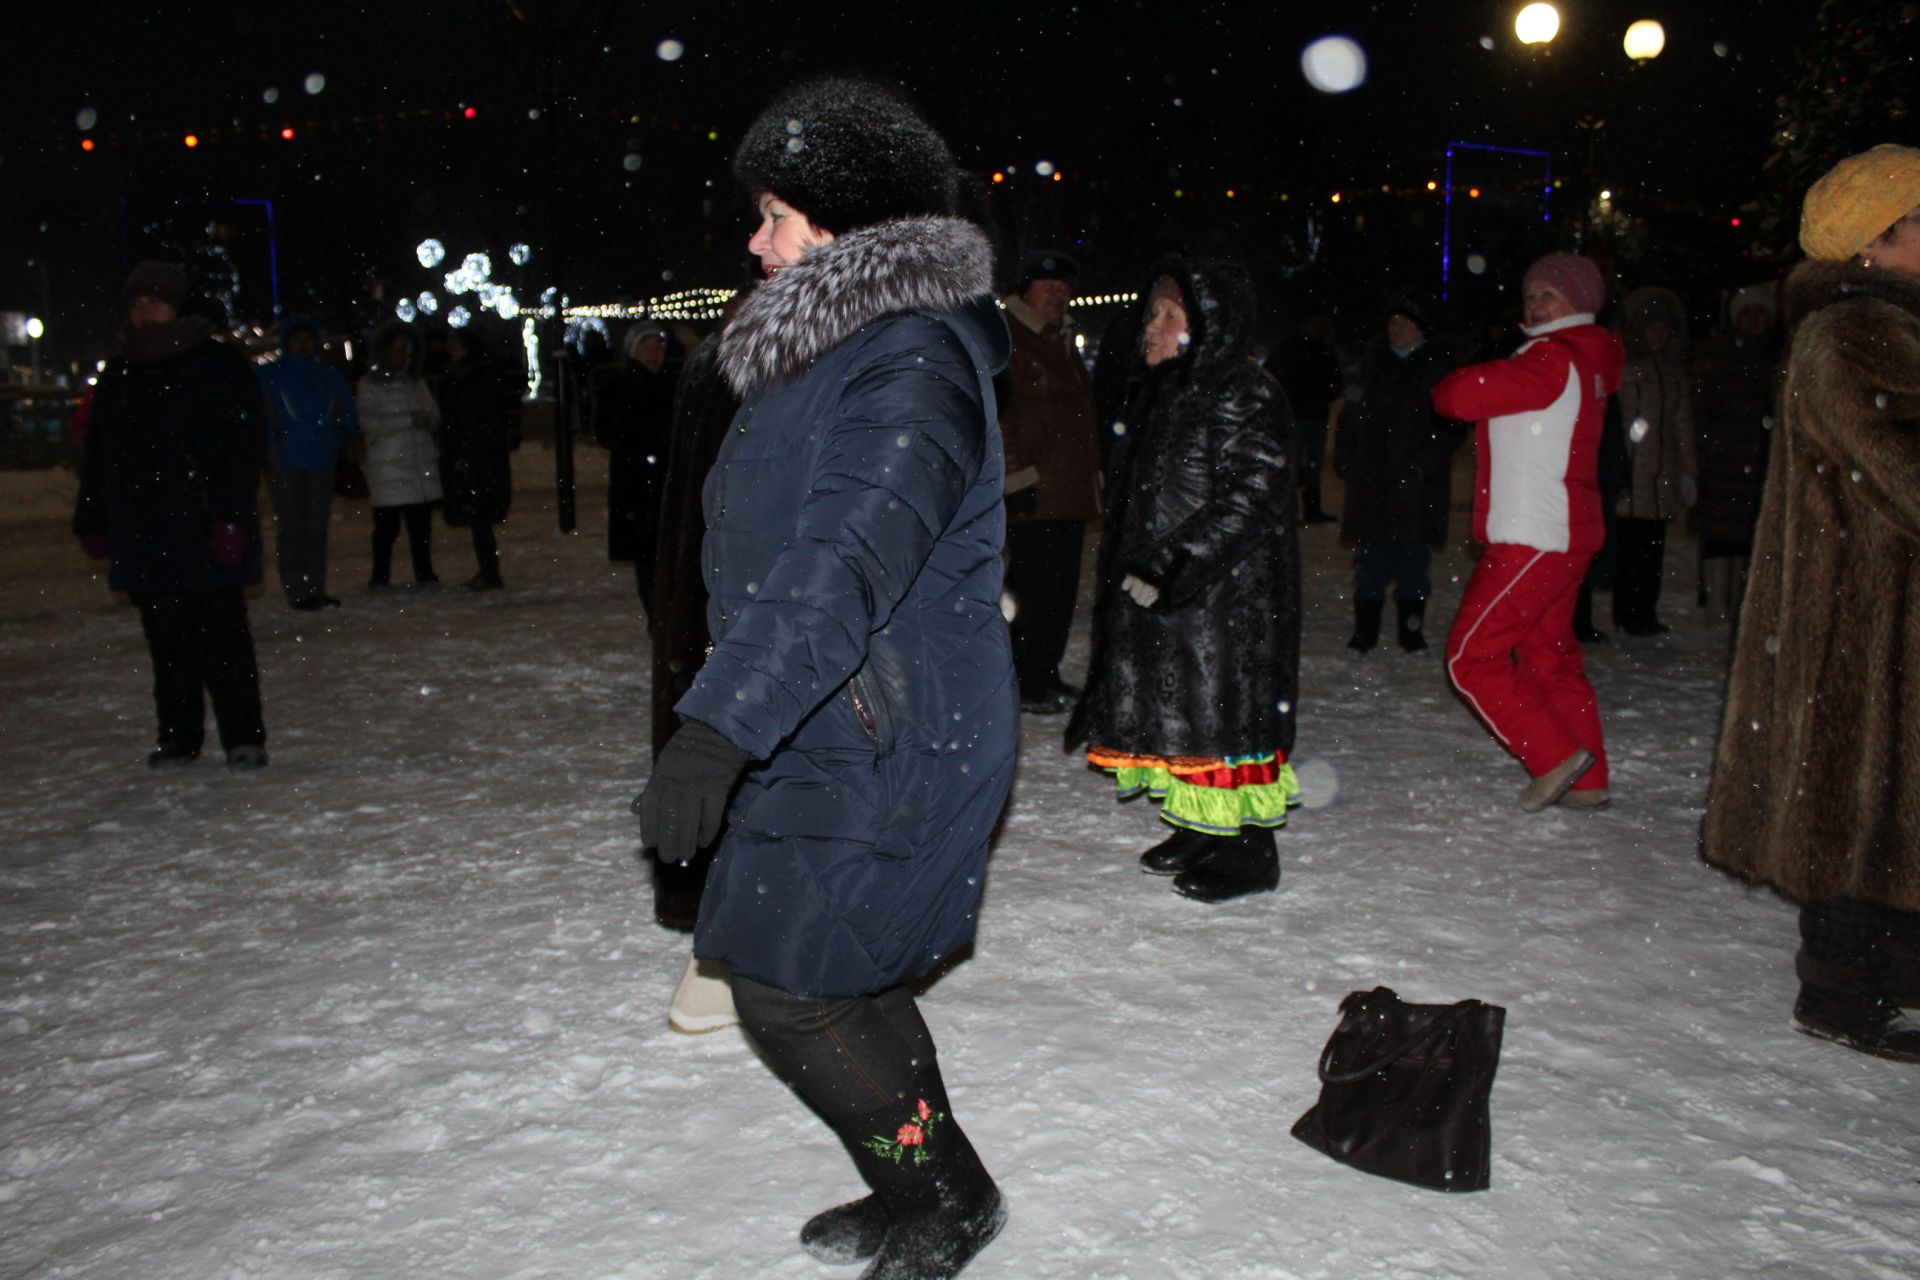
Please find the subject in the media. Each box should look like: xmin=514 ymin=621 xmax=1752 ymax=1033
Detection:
xmin=863 ymin=1099 xmax=946 ymax=1166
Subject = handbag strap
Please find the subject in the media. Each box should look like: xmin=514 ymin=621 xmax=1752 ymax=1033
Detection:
xmin=1318 ymin=998 xmax=1485 ymax=1085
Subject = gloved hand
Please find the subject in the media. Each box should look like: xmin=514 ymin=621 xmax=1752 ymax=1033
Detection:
xmin=79 ymin=534 xmax=108 ymax=561
xmin=633 ymin=720 xmax=754 ymax=865
xmin=1679 ymin=474 xmax=1699 ymax=509
xmin=1121 ymin=573 xmax=1161 ymax=608
xmin=211 ymin=522 xmax=247 ymax=567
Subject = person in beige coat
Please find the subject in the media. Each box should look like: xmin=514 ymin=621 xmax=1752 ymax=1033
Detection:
xmin=1612 ymin=287 xmax=1697 ymax=635
xmin=1702 ymin=144 xmax=1920 ymax=1063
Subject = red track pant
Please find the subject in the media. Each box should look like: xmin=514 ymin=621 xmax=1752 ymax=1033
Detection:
xmin=1445 ymin=544 xmax=1608 ymax=790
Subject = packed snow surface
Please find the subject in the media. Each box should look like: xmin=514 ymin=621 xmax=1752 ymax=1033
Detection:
xmin=2 ymin=452 xmax=1914 ymax=1279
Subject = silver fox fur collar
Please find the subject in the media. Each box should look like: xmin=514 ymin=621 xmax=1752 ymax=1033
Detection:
xmin=720 ymin=215 xmax=993 ymax=396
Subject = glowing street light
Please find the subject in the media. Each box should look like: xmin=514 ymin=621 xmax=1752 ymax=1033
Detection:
xmin=1623 ymin=19 xmax=1666 ymax=62
xmin=1514 ymin=3 xmax=1560 ymax=45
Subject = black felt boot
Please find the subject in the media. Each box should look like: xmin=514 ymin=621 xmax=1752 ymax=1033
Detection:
xmin=801 ymin=1195 xmax=891 ymax=1265
xmin=1173 ymin=826 xmax=1280 ymax=903
xmin=1395 ymin=598 xmax=1429 ymax=653
xmin=846 ymin=1077 xmax=1006 ymax=1280
xmin=1139 ymin=825 xmax=1216 ymax=876
xmin=1347 ymin=599 xmax=1384 ymax=654
xmin=1793 ymin=949 xmax=1920 ymax=1062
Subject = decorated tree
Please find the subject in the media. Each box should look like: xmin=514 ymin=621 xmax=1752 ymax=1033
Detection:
xmin=1752 ymin=2 xmax=1918 ymax=261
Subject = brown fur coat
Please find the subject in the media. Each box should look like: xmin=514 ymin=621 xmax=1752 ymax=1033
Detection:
xmin=1701 ymin=261 xmax=1920 ymax=909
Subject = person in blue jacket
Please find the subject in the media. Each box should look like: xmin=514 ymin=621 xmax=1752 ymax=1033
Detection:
xmin=257 ymin=315 xmax=358 ymax=609
xmin=73 ymin=261 xmax=270 ymax=771
xmin=634 ymin=75 xmax=1015 ymax=1279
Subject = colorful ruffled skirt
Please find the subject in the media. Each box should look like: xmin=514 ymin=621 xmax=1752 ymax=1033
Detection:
xmin=1087 ymin=747 xmax=1301 ymax=834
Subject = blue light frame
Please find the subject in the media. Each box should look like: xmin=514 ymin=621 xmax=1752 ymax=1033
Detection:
xmin=1440 ymin=142 xmax=1554 ymax=301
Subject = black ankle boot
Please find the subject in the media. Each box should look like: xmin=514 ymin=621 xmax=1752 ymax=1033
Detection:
xmin=1396 ymin=598 xmax=1428 ymax=653
xmin=801 ymin=1194 xmax=891 ymax=1265
xmin=1173 ymin=827 xmax=1279 ymax=903
xmin=1347 ymin=599 xmax=1385 ymax=653
xmin=1140 ymin=825 xmax=1216 ymax=876
xmin=1792 ymin=985 xmax=1920 ymax=1062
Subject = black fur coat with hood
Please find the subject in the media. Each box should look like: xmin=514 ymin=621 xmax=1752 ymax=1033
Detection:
xmin=1702 ymin=259 xmax=1920 ymax=911
xmin=1069 ymin=258 xmax=1300 ymax=762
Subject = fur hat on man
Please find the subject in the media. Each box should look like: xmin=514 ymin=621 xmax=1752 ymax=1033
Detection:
xmin=121 ymin=260 xmax=189 ymax=309
xmin=732 ymin=75 xmax=958 ymax=235
xmin=1800 ymin=143 xmax=1920 ymax=262
xmin=1522 ymin=252 xmax=1606 ymax=317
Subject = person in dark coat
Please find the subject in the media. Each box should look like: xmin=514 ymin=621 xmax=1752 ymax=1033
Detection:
xmin=592 ymin=321 xmax=676 ymax=612
xmin=73 ymin=260 xmax=270 ymax=771
xmin=632 ymin=76 xmax=1013 ymax=1277
xmin=258 ymin=314 xmax=358 ymax=610
xmin=1703 ymin=144 xmax=1920 ymax=1063
xmin=1333 ymin=296 xmax=1464 ymax=653
xmin=437 ymin=325 xmax=522 ymax=590
xmin=1067 ymin=259 xmax=1302 ymax=903
xmin=1268 ymin=314 xmax=1342 ymax=523
xmin=1689 ymin=282 xmax=1782 ymax=624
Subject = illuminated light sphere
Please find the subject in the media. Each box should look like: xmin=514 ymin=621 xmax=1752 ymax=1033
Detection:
xmin=183 ymin=134 xmax=200 ymax=148
xmin=622 ymin=153 xmax=642 ymax=173
xmin=81 ymin=139 xmax=95 ymax=152
xmin=1469 ymin=187 xmax=1482 ymax=198
xmin=417 ymin=292 xmax=439 ymax=315
xmin=1712 ymin=41 xmax=1729 ymax=58
xmin=303 ymin=72 xmax=326 ymax=95
xmin=263 ymin=87 xmax=280 ymax=105
xmin=492 ymin=291 xmax=521 ymax=320
xmin=1330 ymin=192 xmax=1342 ymax=204
xmin=395 ymin=298 xmax=417 ymax=322
xmin=1479 ymin=35 xmax=1496 ymax=51
xmin=1034 ymin=160 xmax=1056 ymax=177
xmin=462 ymin=252 xmax=493 ymax=284
xmin=447 ymin=306 xmax=473 ymax=329
xmin=1622 ymin=19 xmax=1665 ymax=61
xmin=280 ymin=126 xmax=296 ymax=141
xmin=1300 ymin=35 xmax=1368 ymax=94
xmin=416 ymin=239 xmax=446 ymax=269
xmin=76 ymin=106 xmax=98 ymax=131
xmin=463 ymin=106 xmax=477 ymax=120
xmin=1599 ymin=188 xmax=1613 ymax=201
xmin=1426 ymin=180 xmax=1439 ymax=191
xmin=26 ymin=317 xmax=45 ymax=340
xmin=1052 ymin=172 xmax=1063 ymax=183
xmin=992 ymin=172 xmax=1006 ymax=184
xmin=1514 ymin=3 xmax=1560 ymax=45
xmin=508 ymin=243 xmax=531 ymax=266
xmin=1467 ymin=253 xmax=1489 ymax=276
xmin=656 ymin=38 xmax=685 ymax=61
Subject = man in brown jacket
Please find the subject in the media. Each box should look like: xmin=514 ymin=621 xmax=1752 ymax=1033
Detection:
xmin=999 ymin=251 xmax=1103 ymax=713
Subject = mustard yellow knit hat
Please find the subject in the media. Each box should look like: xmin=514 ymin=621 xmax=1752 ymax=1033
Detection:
xmin=1800 ymin=144 xmax=1920 ymax=262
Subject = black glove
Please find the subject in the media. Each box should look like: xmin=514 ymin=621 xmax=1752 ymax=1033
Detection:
xmin=632 ymin=721 xmax=754 ymax=865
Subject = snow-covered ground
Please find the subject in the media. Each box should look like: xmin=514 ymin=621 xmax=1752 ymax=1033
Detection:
xmin=3 ymin=448 xmax=1914 ymax=1280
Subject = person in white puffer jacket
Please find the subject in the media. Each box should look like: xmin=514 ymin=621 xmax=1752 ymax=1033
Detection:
xmin=355 ymin=322 xmax=442 ymax=587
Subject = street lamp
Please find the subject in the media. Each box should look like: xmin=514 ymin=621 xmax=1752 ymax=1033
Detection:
xmin=1623 ymin=19 xmax=1665 ymax=62
xmin=26 ymin=316 xmax=44 ymax=386
xmin=1515 ymin=3 xmax=1560 ymax=45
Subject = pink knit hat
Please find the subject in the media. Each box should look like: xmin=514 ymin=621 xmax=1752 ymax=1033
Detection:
xmin=1522 ymin=252 xmax=1606 ymax=316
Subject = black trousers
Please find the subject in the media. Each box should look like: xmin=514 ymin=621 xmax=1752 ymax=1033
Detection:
xmin=132 ymin=588 xmax=266 ymax=752
xmin=731 ymin=974 xmax=935 ymax=1129
xmin=371 ymin=503 xmax=435 ymax=584
xmin=1802 ymin=896 xmax=1920 ymax=975
xmin=1006 ymin=519 xmax=1084 ymax=692
xmin=469 ymin=520 xmax=500 ymax=582
xmin=1612 ymin=516 xmax=1668 ymax=629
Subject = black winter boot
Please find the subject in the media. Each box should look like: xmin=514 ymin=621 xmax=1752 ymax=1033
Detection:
xmin=1139 ymin=825 xmax=1216 ymax=876
xmin=1396 ymin=598 xmax=1429 ymax=653
xmin=1792 ymin=949 xmax=1920 ymax=1063
xmin=1173 ymin=827 xmax=1280 ymax=903
xmin=801 ymin=1195 xmax=891 ymax=1265
xmin=847 ymin=1081 xmax=1006 ymax=1280
xmin=1347 ymin=599 xmax=1385 ymax=654
xmin=1572 ymin=583 xmax=1607 ymax=645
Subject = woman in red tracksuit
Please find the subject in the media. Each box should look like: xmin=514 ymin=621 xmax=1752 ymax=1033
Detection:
xmin=1432 ymin=253 xmax=1624 ymax=812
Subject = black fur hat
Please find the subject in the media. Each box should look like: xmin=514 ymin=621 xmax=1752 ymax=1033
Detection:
xmin=732 ymin=75 xmax=958 ymax=235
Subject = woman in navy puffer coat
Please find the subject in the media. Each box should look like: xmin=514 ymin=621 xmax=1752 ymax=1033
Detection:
xmin=633 ymin=76 xmax=1013 ymax=1279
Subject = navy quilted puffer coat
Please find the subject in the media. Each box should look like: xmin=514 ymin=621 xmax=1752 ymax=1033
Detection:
xmin=677 ymin=215 xmax=1017 ymax=998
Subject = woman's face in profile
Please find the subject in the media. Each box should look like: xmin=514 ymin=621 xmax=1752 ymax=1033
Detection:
xmin=1143 ymin=293 xmax=1189 ymax=367
xmin=747 ymin=194 xmax=834 ymax=278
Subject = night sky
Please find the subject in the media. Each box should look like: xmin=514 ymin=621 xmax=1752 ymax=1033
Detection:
xmin=7 ymin=0 xmax=1815 ymax=360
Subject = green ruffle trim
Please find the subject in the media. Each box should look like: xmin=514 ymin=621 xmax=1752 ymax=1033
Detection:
xmin=1110 ymin=761 xmax=1302 ymax=834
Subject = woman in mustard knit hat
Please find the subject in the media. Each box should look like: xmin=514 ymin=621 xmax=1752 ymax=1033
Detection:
xmin=1702 ymin=144 xmax=1920 ymax=1062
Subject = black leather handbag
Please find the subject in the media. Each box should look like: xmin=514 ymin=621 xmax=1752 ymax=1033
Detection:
xmin=1290 ymin=986 xmax=1506 ymax=1192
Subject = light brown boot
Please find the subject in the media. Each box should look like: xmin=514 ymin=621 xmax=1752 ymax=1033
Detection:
xmin=1558 ymin=786 xmax=1611 ymax=811
xmin=1519 ymin=749 xmax=1596 ymax=813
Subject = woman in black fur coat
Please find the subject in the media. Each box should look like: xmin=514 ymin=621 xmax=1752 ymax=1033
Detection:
xmin=1068 ymin=260 xmax=1302 ymax=903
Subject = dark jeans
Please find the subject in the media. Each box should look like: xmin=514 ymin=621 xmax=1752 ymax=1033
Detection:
xmin=371 ymin=503 xmax=435 ymax=584
xmin=1297 ymin=414 xmax=1329 ymax=518
xmin=267 ymin=460 xmax=335 ymax=603
xmin=1612 ymin=516 xmax=1668 ymax=629
xmin=1006 ymin=519 xmax=1085 ymax=692
xmin=132 ymin=588 xmax=266 ymax=752
xmin=1353 ymin=542 xmax=1431 ymax=603
xmin=731 ymin=974 xmax=935 ymax=1129
xmin=1802 ymin=896 xmax=1920 ymax=976
xmin=469 ymin=520 xmax=500 ymax=583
